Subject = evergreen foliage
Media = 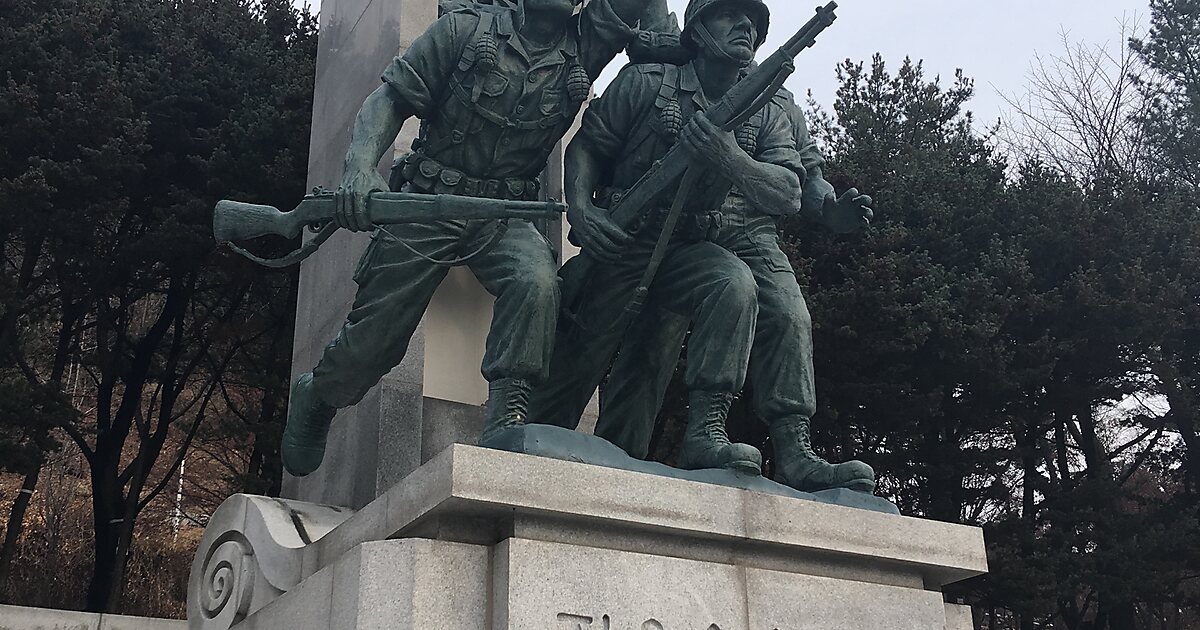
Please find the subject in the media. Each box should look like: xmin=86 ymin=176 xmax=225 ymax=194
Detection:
xmin=0 ymin=0 xmax=315 ymax=613
xmin=0 ymin=0 xmax=1198 ymax=626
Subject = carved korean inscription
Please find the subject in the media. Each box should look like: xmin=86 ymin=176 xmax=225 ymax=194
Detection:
xmin=556 ymin=613 xmax=763 ymax=630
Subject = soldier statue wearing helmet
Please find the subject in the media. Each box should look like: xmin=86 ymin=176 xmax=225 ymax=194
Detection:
xmin=279 ymin=0 xmax=663 ymax=477
xmin=531 ymin=0 xmax=880 ymax=493
xmin=682 ymin=0 xmax=770 ymax=56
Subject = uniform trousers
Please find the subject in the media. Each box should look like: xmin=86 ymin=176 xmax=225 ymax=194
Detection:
xmin=595 ymin=212 xmax=817 ymax=458
xmin=528 ymin=226 xmax=758 ymax=430
xmin=311 ymin=218 xmax=559 ymax=408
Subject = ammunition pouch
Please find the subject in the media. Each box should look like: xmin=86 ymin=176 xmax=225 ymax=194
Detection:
xmin=392 ymin=153 xmax=540 ymax=201
xmin=639 ymin=205 xmax=724 ymax=243
xmin=598 ymin=186 xmax=725 ymax=242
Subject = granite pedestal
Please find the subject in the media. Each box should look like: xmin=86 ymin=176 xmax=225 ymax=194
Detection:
xmin=188 ymin=444 xmax=986 ymax=630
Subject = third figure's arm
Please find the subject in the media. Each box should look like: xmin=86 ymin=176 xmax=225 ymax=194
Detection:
xmin=783 ymin=93 xmax=875 ymax=233
xmin=609 ymin=0 xmax=666 ymax=27
xmin=565 ymin=137 xmax=631 ymax=262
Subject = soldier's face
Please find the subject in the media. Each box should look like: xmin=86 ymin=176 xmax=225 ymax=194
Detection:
xmin=524 ymin=0 xmax=578 ymax=18
xmin=700 ymin=5 xmax=758 ymax=62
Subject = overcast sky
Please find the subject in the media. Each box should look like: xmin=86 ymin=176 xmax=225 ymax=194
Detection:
xmin=299 ymin=0 xmax=1151 ymax=124
xmin=607 ymin=0 xmax=1152 ymax=125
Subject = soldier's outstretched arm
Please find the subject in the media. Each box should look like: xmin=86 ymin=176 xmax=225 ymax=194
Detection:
xmin=334 ymin=86 xmax=418 ymax=232
xmin=335 ymin=10 xmax=466 ymax=232
xmin=609 ymin=0 xmax=663 ymax=27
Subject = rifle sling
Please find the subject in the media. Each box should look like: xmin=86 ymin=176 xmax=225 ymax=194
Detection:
xmin=228 ymin=221 xmax=339 ymax=268
xmin=609 ymin=167 xmax=706 ymax=333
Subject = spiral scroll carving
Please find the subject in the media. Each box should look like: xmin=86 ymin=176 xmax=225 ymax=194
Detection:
xmin=188 ymin=495 xmax=353 ymax=630
xmin=194 ymin=535 xmax=256 ymax=630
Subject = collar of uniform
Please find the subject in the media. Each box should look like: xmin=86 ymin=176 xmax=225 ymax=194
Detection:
xmin=679 ymin=62 xmax=710 ymax=110
xmin=680 ymin=61 xmax=751 ymax=111
xmin=505 ymin=21 xmax=578 ymax=70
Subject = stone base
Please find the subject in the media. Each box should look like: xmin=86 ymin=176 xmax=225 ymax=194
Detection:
xmin=188 ymin=445 xmax=987 ymax=630
xmin=482 ymin=424 xmax=898 ymax=514
xmin=0 ymin=603 xmax=186 ymax=630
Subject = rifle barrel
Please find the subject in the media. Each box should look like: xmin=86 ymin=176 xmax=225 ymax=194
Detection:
xmin=606 ymin=2 xmax=839 ymax=230
xmin=781 ymin=2 xmax=838 ymax=56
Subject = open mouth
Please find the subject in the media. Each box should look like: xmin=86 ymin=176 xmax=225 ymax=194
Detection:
xmin=731 ymin=36 xmax=752 ymax=47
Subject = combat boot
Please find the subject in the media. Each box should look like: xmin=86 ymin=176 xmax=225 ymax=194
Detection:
xmin=677 ymin=391 xmax=762 ymax=475
xmin=477 ymin=377 xmax=531 ymax=447
xmin=770 ymin=416 xmax=875 ymax=493
xmin=282 ymin=373 xmax=338 ymax=477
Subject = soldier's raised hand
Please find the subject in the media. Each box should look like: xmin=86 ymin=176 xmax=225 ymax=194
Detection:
xmin=678 ymin=113 xmax=744 ymax=170
xmin=573 ymin=201 xmax=632 ymax=263
xmin=821 ymin=187 xmax=874 ymax=234
xmin=335 ymin=168 xmax=390 ymax=232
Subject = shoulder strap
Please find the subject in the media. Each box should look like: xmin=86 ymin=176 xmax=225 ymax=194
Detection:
xmin=654 ymin=64 xmax=680 ymax=109
xmin=612 ymin=65 xmax=676 ymax=165
xmin=457 ymin=10 xmax=496 ymax=72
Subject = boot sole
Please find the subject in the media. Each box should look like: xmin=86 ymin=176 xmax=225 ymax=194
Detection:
xmin=281 ymin=440 xmax=326 ymax=477
xmin=726 ymin=458 xmax=763 ymax=476
xmin=782 ymin=477 xmax=876 ymax=494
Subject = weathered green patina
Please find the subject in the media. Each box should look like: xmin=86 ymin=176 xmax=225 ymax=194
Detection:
xmin=528 ymin=0 xmax=812 ymax=474
xmin=275 ymin=0 xmax=876 ymax=495
xmin=281 ymin=0 xmax=656 ymax=477
xmin=530 ymin=0 xmax=877 ymax=493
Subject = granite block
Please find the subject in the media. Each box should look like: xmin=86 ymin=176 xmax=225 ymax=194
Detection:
xmin=493 ymin=539 xmax=748 ymax=630
xmin=0 ymin=604 xmax=99 ymax=630
xmin=98 ymin=614 xmax=186 ymax=630
xmin=944 ymin=603 xmax=975 ymax=630
xmin=745 ymin=566 xmax=947 ymax=629
xmin=233 ymin=563 xmax=333 ymax=630
xmin=328 ymin=540 xmax=488 ymax=629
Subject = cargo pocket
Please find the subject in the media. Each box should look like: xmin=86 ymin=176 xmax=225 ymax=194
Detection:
xmin=540 ymin=89 xmax=563 ymax=118
xmin=352 ymin=234 xmax=383 ymax=285
xmin=745 ymin=219 xmax=793 ymax=274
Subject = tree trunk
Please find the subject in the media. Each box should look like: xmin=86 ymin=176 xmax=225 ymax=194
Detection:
xmin=104 ymin=454 xmax=148 ymax=613
xmin=248 ymin=383 xmax=282 ymax=496
xmin=925 ymin=404 xmax=965 ymax=522
xmin=1154 ymin=358 xmax=1199 ymax=492
xmin=1016 ymin=417 xmax=1043 ymax=630
xmin=85 ymin=463 xmax=122 ymax=612
xmin=0 ymin=466 xmax=40 ymax=599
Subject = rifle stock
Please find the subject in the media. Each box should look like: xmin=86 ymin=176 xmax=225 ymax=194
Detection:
xmin=214 ymin=192 xmax=566 ymax=245
xmin=214 ymin=200 xmax=310 ymax=243
xmin=215 ymin=192 xmax=566 ymax=267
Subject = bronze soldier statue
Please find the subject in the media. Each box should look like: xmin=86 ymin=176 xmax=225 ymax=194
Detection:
xmin=526 ymin=0 xmax=818 ymax=475
xmin=595 ymin=0 xmax=877 ymax=493
xmin=281 ymin=0 xmax=658 ymax=477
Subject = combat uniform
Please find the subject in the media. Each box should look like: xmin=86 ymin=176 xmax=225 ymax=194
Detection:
xmin=592 ymin=72 xmax=875 ymax=492
xmin=596 ymin=87 xmax=830 ymax=459
xmin=527 ymin=60 xmax=804 ymax=440
xmin=310 ymin=1 xmax=636 ymax=410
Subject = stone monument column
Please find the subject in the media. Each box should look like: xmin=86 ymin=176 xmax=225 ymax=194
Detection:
xmin=284 ymin=0 xmax=591 ymax=509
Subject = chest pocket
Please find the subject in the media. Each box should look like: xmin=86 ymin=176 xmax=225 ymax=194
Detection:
xmin=540 ymin=89 xmax=563 ymax=116
xmin=479 ymin=71 xmax=509 ymax=98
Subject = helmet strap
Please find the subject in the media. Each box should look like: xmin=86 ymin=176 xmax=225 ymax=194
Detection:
xmin=510 ymin=0 xmax=525 ymax=30
xmin=694 ymin=22 xmax=752 ymax=67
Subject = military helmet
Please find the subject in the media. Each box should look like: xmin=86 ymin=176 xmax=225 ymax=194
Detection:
xmin=682 ymin=0 xmax=770 ymax=51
